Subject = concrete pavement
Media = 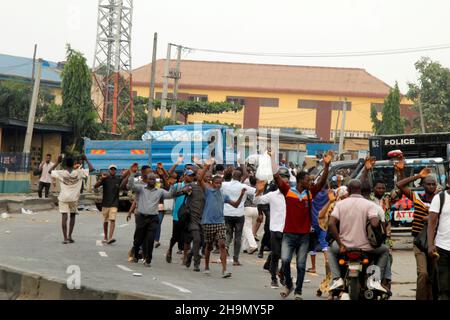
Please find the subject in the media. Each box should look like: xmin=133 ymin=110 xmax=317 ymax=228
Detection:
xmin=0 ymin=208 xmax=417 ymax=300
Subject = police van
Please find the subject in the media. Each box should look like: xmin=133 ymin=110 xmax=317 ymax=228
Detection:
xmin=366 ymin=133 xmax=450 ymax=232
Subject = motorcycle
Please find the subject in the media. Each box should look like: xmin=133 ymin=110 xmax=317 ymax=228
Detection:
xmin=331 ymin=248 xmax=391 ymax=300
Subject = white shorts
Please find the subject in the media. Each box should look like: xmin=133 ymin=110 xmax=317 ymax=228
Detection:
xmin=59 ymin=201 xmax=78 ymax=214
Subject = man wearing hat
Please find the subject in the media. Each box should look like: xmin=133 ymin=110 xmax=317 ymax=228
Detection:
xmin=95 ymin=164 xmax=126 ymax=245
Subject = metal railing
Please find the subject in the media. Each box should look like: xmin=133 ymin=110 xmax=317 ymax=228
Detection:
xmin=0 ymin=152 xmax=30 ymax=173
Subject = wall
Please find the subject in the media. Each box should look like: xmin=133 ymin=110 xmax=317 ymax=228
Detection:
xmin=134 ymin=85 xmax=412 ymax=138
xmin=0 ymin=172 xmax=30 ymax=193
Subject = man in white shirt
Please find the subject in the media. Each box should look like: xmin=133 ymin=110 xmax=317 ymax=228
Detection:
xmin=428 ymin=190 xmax=450 ymax=300
xmin=38 ymin=154 xmax=54 ymax=198
xmin=222 ymin=168 xmax=256 ymax=266
xmin=50 ymin=154 xmax=94 ymax=244
xmin=254 ymin=168 xmax=287 ymax=288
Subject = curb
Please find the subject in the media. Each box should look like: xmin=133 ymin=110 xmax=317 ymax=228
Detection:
xmin=0 ymin=265 xmax=161 ymax=300
xmin=0 ymin=199 xmax=55 ymax=214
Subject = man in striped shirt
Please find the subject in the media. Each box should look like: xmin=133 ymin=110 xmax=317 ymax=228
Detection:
xmin=397 ymin=167 xmax=438 ymax=300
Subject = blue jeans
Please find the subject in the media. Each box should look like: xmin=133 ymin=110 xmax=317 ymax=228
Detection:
xmin=154 ymin=211 xmax=165 ymax=242
xmin=281 ymin=233 xmax=310 ymax=294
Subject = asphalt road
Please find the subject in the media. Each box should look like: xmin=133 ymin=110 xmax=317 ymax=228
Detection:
xmin=0 ymin=209 xmax=417 ymax=300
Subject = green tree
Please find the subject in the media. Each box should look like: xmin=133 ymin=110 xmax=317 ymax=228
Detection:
xmin=370 ymin=82 xmax=404 ymax=134
xmin=57 ymin=45 xmax=101 ymax=151
xmin=407 ymin=57 xmax=450 ymax=133
xmin=0 ymin=79 xmax=55 ymax=122
xmin=119 ymin=97 xmax=242 ymax=138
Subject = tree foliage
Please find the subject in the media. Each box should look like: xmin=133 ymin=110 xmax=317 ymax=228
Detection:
xmin=56 ymin=45 xmax=101 ymax=151
xmin=370 ymin=82 xmax=404 ymax=135
xmin=119 ymin=96 xmax=242 ymax=139
xmin=407 ymin=57 xmax=450 ymax=133
xmin=0 ymin=79 xmax=55 ymax=122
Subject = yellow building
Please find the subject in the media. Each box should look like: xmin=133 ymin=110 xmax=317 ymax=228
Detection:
xmin=132 ymin=60 xmax=414 ymax=141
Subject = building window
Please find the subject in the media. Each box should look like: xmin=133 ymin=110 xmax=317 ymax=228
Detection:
xmin=227 ymin=96 xmax=246 ymax=106
xmin=298 ymin=99 xmax=352 ymax=111
xmin=371 ymin=103 xmax=383 ymax=113
xmin=188 ymin=94 xmax=208 ymax=102
xmin=260 ymin=98 xmax=279 ymax=107
xmin=155 ymin=92 xmax=174 ymax=100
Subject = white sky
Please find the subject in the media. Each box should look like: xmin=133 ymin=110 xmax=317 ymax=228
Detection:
xmin=1 ymin=0 xmax=450 ymax=93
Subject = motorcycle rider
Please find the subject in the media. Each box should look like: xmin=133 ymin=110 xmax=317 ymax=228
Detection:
xmin=328 ymin=179 xmax=389 ymax=293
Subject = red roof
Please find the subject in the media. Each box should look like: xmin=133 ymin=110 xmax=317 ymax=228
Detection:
xmin=132 ymin=59 xmax=393 ymax=99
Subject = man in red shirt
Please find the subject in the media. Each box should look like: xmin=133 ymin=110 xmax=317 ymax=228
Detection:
xmin=272 ymin=150 xmax=332 ymax=300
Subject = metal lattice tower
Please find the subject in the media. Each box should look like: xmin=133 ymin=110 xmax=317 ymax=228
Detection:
xmin=92 ymin=0 xmax=134 ymax=134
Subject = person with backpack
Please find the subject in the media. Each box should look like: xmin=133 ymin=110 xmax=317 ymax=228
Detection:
xmin=397 ymin=168 xmax=439 ymax=300
xmin=428 ymin=188 xmax=450 ymax=300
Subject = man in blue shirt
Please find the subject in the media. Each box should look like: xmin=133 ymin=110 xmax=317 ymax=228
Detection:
xmin=199 ymin=160 xmax=247 ymax=278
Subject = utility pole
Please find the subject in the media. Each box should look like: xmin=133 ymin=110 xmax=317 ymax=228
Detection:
xmin=170 ymin=45 xmax=182 ymax=122
xmin=23 ymin=59 xmax=42 ymax=155
xmin=160 ymin=43 xmax=172 ymax=119
xmin=147 ymin=32 xmax=158 ymax=131
xmin=31 ymin=44 xmax=37 ymax=84
xmin=338 ymin=98 xmax=347 ymax=157
xmin=419 ymin=104 xmax=426 ymax=133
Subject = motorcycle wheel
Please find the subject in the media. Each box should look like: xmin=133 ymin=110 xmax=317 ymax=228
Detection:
xmin=348 ymin=277 xmax=360 ymax=300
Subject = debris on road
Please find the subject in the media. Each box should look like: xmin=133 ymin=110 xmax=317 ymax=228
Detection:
xmin=1 ymin=213 xmax=10 ymax=219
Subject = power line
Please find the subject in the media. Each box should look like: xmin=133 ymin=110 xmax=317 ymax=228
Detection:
xmin=183 ymin=43 xmax=450 ymax=58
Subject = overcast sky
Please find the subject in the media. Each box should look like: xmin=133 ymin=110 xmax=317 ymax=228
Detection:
xmin=1 ymin=0 xmax=450 ymax=93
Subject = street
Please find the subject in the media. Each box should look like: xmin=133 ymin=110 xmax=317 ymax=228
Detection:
xmin=0 ymin=209 xmax=417 ymax=300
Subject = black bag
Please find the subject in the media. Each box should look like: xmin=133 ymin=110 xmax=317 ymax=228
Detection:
xmin=413 ymin=191 xmax=445 ymax=252
xmin=366 ymin=220 xmax=386 ymax=248
xmin=33 ymin=167 xmax=42 ymax=177
xmin=177 ymin=197 xmax=191 ymax=224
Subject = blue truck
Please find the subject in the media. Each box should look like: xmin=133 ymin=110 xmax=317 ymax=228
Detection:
xmin=84 ymin=124 xmax=237 ymax=173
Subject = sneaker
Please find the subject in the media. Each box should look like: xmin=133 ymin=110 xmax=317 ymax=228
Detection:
xmin=367 ymin=278 xmax=387 ymax=293
xmin=222 ymin=271 xmax=232 ymax=278
xmin=294 ymin=292 xmax=303 ymax=300
xmin=280 ymin=286 xmax=293 ymax=298
xmin=257 ymin=252 xmax=263 ymax=259
xmin=271 ymin=279 xmax=279 ymax=289
xmin=203 ymin=269 xmax=211 ymax=275
xmin=329 ymin=278 xmax=344 ymax=291
xmin=193 ymin=266 xmax=200 ymax=272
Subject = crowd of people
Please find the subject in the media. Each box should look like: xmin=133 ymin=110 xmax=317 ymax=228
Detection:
xmin=40 ymin=150 xmax=450 ymax=300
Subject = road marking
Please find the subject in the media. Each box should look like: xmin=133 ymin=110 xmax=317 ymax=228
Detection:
xmin=161 ymin=281 xmax=192 ymax=294
xmin=118 ymin=223 xmax=129 ymax=228
xmin=117 ymin=265 xmax=133 ymax=272
xmin=99 ymin=251 xmax=108 ymax=257
xmin=96 ymin=240 xmax=103 ymax=246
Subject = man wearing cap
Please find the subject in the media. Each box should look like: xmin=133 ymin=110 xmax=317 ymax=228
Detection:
xmin=127 ymin=167 xmax=190 ymax=267
xmin=94 ymin=164 xmax=127 ymax=245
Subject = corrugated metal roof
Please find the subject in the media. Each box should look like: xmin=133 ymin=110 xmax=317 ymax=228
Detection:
xmin=132 ymin=59 xmax=393 ymax=99
xmin=0 ymin=53 xmax=62 ymax=85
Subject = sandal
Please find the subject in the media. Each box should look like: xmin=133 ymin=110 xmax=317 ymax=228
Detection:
xmin=306 ymin=268 xmax=316 ymax=273
xmin=107 ymin=239 xmax=116 ymax=245
xmin=62 ymin=240 xmax=70 ymax=244
xmin=280 ymin=287 xmax=293 ymax=298
xmin=68 ymin=239 xmax=75 ymax=243
xmin=222 ymin=271 xmax=232 ymax=278
xmin=233 ymin=261 xmax=243 ymax=266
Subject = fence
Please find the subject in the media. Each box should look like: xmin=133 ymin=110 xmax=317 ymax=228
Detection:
xmin=0 ymin=152 xmax=30 ymax=173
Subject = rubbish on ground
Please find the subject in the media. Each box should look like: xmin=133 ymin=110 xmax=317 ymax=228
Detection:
xmin=1 ymin=212 xmax=10 ymax=219
xmin=21 ymin=208 xmax=36 ymax=215
xmin=77 ymin=205 xmax=99 ymax=212
xmin=133 ymin=273 xmax=143 ymax=277
xmin=5 ymin=230 xmax=11 ymax=234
